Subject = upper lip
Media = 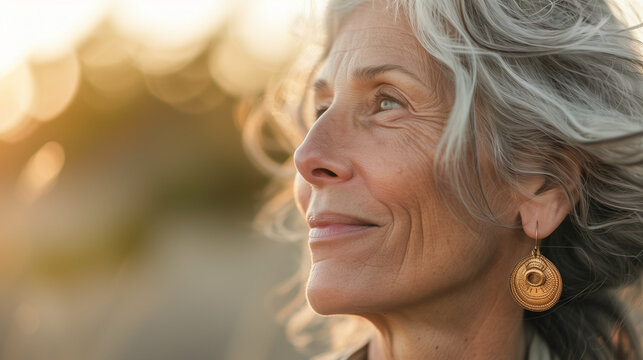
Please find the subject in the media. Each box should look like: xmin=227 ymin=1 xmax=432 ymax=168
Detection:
xmin=307 ymin=212 xmax=378 ymax=228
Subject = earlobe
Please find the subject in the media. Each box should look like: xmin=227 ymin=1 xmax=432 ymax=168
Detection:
xmin=518 ymin=184 xmax=572 ymax=239
xmin=512 ymin=178 xmax=569 ymax=312
xmin=511 ymin=189 xmax=566 ymax=311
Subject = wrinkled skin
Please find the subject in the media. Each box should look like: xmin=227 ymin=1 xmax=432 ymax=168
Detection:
xmin=293 ymin=1 xmax=569 ymax=359
xmin=294 ymin=6 xmax=512 ymax=315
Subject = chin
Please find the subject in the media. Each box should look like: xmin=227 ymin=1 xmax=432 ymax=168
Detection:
xmin=306 ymin=266 xmax=363 ymax=315
xmin=306 ymin=288 xmax=342 ymax=315
xmin=306 ymin=263 xmax=387 ymax=316
xmin=307 ymin=289 xmax=369 ymax=316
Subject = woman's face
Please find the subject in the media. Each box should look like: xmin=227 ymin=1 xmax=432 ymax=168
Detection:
xmin=294 ymin=3 xmax=516 ymax=315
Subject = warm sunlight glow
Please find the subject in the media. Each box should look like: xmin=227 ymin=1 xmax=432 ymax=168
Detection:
xmin=16 ymin=142 xmax=66 ymax=203
xmin=608 ymin=0 xmax=643 ymax=47
xmin=132 ymin=42 xmax=208 ymax=76
xmin=233 ymin=0 xmax=302 ymax=66
xmin=209 ymin=39 xmax=271 ymax=96
xmin=80 ymin=32 xmax=144 ymax=107
xmin=0 ymin=0 xmax=106 ymax=76
xmin=29 ymin=53 xmax=81 ymax=121
xmin=144 ymin=64 xmax=213 ymax=106
xmin=111 ymin=0 xmax=231 ymax=47
xmin=0 ymin=64 xmax=34 ymax=135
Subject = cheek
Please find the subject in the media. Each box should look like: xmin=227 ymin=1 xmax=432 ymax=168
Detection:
xmin=294 ymin=173 xmax=311 ymax=215
xmin=364 ymin=128 xmax=437 ymax=203
xmin=364 ymin=131 xmax=480 ymax=276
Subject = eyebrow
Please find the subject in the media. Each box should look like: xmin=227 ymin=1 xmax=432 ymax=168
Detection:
xmin=312 ymin=64 xmax=424 ymax=93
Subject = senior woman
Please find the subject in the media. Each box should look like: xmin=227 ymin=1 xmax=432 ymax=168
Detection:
xmin=246 ymin=0 xmax=643 ymax=358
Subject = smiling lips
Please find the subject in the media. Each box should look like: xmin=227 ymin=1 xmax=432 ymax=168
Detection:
xmin=307 ymin=213 xmax=378 ymax=242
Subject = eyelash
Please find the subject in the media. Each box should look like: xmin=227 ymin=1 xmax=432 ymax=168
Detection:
xmin=372 ymin=89 xmax=404 ymax=111
xmin=314 ymin=89 xmax=404 ymax=119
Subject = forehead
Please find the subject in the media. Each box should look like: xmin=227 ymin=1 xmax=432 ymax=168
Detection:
xmin=319 ymin=3 xmax=432 ymax=83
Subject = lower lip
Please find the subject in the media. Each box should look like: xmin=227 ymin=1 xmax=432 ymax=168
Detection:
xmin=308 ymin=224 xmax=377 ymax=243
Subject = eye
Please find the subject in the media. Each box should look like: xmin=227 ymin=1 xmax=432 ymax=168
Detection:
xmin=379 ymin=99 xmax=402 ymax=111
xmin=374 ymin=88 xmax=405 ymax=113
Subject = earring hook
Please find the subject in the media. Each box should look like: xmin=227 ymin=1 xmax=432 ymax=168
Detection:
xmin=532 ymin=220 xmax=541 ymax=257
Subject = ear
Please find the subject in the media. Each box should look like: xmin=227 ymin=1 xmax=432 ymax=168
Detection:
xmin=517 ymin=177 xmax=573 ymax=239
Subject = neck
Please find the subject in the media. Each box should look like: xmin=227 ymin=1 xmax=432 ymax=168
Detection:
xmin=363 ymin=261 xmax=528 ymax=360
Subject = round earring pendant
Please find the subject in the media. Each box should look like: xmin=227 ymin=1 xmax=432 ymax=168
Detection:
xmin=510 ymin=254 xmax=562 ymax=312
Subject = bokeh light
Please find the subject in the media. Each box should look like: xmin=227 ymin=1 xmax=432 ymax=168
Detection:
xmin=0 ymin=64 xmax=33 ymax=136
xmin=232 ymin=0 xmax=303 ymax=66
xmin=209 ymin=37 xmax=275 ymax=96
xmin=0 ymin=1 xmax=316 ymax=358
xmin=111 ymin=0 xmax=230 ymax=48
xmin=28 ymin=53 xmax=81 ymax=121
xmin=16 ymin=141 xmax=66 ymax=203
xmin=0 ymin=0 xmax=107 ymax=76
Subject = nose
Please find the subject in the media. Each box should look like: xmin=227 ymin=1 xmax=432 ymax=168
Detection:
xmin=293 ymin=120 xmax=354 ymax=187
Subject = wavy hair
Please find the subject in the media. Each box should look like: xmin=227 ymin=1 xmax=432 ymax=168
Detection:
xmin=243 ymin=0 xmax=643 ymax=358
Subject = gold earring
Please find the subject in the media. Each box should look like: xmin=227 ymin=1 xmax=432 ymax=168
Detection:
xmin=510 ymin=221 xmax=562 ymax=312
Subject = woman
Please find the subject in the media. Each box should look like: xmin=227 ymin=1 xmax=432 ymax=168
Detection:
xmin=245 ymin=0 xmax=643 ymax=358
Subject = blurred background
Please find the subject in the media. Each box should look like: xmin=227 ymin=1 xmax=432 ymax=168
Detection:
xmin=0 ymin=0 xmax=324 ymax=359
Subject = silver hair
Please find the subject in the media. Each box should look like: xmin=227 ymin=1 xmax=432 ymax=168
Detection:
xmin=244 ymin=0 xmax=643 ymax=358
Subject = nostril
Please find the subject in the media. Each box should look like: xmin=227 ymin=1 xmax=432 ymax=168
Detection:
xmin=312 ymin=168 xmax=338 ymax=177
